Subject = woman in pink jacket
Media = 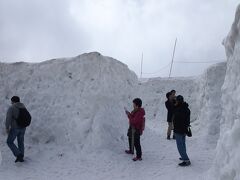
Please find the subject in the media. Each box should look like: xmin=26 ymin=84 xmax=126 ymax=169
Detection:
xmin=125 ymin=98 xmax=145 ymax=161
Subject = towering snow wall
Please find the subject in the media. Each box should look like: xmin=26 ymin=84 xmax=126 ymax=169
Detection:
xmin=137 ymin=77 xmax=198 ymax=131
xmin=138 ymin=62 xmax=226 ymax=142
xmin=195 ymin=62 xmax=226 ymax=144
xmin=209 ymin=4 xmax=240 ymax=180
xmin=0 ymin=52 xmax=138 ymax=152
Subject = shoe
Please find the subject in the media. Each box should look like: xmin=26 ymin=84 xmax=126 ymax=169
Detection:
xmin=19 ymin=154 xmax=24 ymax=162
xmin=125 ymin=150 xmax=134 ymax=154
xmin=167 ymin=136 xmax=170 ymax=140
xmin=15 ymin=154 xmax=24 ymax=163
xmin=132 ymin=157 xmax=142 ymax=161
xmin=178 ymin=161 xmax=191 ymax=167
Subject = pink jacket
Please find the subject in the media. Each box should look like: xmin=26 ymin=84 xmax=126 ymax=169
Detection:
xmin=127 ymin=108 xmax=145 ymax=133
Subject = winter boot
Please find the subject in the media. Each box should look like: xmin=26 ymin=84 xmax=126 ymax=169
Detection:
xmin=15 ymin=154 xmax=24 ymax=163
xmin=178 ymin=161 xmax=191 ymax=167
xmin=132 ymin=157 xmax=142 ymax=161
xmin=125 ymin=150 xmax=134 ymax=155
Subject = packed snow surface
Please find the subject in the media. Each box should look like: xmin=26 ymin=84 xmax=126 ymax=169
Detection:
xmin=0 ymin=4 xmax=240 ymax=179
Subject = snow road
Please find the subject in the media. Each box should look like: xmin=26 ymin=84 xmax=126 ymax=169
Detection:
xmin=0 ymin=118 xmax=214 ymax=180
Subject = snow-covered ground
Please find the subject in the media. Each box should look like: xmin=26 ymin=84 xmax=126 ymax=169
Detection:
xmin=0 ymin=4 xmax=240 ymax=180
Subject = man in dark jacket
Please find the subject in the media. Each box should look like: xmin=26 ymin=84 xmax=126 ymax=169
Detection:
xmin=170 ymin=89 xmax=177 ymax=105
xmin=165 ymin=92 xmax=175 ymax=140
xmin=173 ymin=95 xmax=191 ymax=166
xmin=5 ymin=96 xmax=26 ymax=163
xmin=125 ymin=98 xmax=145 ymax=161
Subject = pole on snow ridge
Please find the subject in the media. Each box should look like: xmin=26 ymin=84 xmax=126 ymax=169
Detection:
xmin=169 ymin=38 xmax=177 ymax=78
xmin=140 ymin=52 xmax=143 ymax=78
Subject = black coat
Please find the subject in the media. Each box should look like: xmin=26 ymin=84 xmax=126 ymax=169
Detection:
xmin=165 ymin=100 xmax=174 ymax=122
xmin=173 ymin=102 xmax=190 ymax=134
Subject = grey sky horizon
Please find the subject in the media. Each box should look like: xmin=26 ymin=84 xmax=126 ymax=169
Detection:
xmin=0 ymin=0 xmax=239 ymax=77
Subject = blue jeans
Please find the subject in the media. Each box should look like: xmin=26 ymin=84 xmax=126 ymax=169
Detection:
xmin=174 ymin=133 xmax=190 ymax=161
xmin=7 ymin=128 xmax=26 ymax=157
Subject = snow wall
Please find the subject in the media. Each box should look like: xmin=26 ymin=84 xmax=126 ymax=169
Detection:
xmin=208 ymin=4 xmax=240 ymax=180
xmin=138 ymin=62 xmax=226 ymax=145
xmin=0 ymin=52 xmax=227 ymax=154
xmin=0 ymin=52 xmax=138 ymax=152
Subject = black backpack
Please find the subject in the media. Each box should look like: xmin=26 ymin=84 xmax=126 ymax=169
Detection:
xmin=16 ymin=108 xmax=32 ymax=128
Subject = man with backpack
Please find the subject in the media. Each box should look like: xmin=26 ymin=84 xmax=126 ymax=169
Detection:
xmin=5 ymin=96 xmax=31 ymax=163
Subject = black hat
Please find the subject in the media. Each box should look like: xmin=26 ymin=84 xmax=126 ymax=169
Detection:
xmin=176 ymin=95 xmax=184 ymax=103
xmin=11 ymin=96 xmax=20 ymax=103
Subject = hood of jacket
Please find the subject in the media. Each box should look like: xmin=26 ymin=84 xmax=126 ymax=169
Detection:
xmin=13 ymin=102 xmax=26 ymax=109
xmin=182 ymin=102 xmax=189 ymax=108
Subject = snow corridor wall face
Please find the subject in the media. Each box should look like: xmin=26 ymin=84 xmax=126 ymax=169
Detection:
xmin=194 ymin=63 xmax=226 ymax=143
xmin=209 ymin=4 xmax=240 ymax=180
xmin=0 ymin=52 xmax=138 ymax=151
xmin=137 ymin=77 xmax=198 ymax=131
xmin=138 ymin=62 xmax=226 ymax=141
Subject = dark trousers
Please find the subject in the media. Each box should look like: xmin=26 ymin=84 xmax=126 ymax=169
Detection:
xmin=128 ymin=127 xmax=142 ymax=158
xmin=7 ymin=128 xmax=26 ymax=157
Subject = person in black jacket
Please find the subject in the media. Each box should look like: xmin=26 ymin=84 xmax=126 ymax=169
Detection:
xmin=173 ymin=95 xmax=191 ymax=167
xmin=170 ymin=90 xmax=177 ymax=105
xmin=165 ymin=92 xmax=175 ymax=140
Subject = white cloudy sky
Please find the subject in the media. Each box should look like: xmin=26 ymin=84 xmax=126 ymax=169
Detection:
xmin=0 ymin=0 xmax=239 ymax=77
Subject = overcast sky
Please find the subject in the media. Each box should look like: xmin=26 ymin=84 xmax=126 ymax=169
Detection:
xmin=0 ymin=0 xmax=239 ymax=77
